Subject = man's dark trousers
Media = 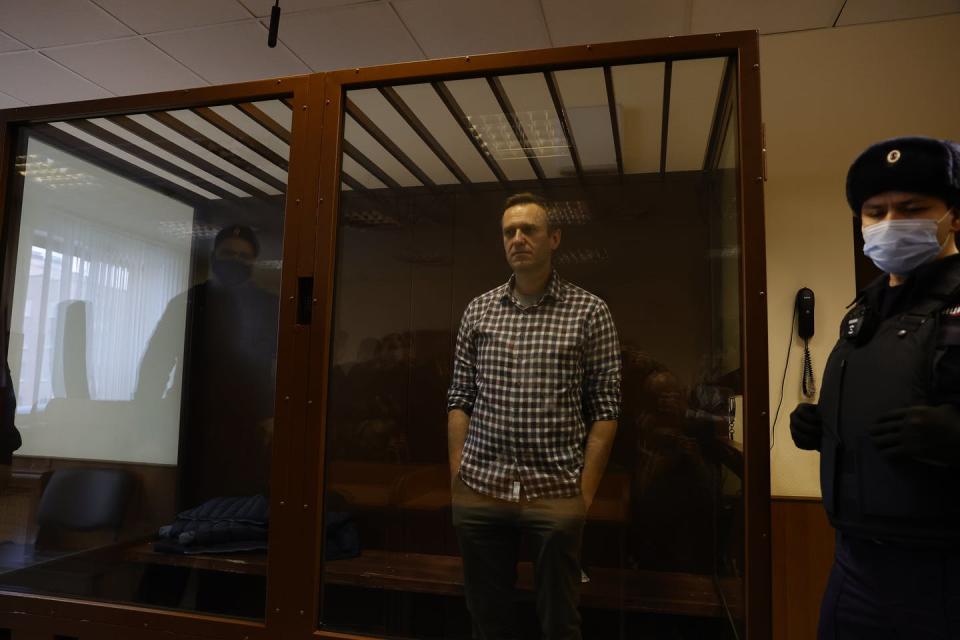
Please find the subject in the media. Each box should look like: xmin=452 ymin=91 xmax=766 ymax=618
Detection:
xmin=818 ymin=532 xmax=960 ymax=638
xmin=452 ymin=475 xmax=585 ymax=640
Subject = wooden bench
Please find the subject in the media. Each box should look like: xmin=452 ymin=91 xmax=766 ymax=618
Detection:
xmin=123 ymin=541 xmax=268 ymax=576
xmin=324 ymin=550 xmax=741 ymax=619
xmin=122 ymin=544 xmax=741 ymax=619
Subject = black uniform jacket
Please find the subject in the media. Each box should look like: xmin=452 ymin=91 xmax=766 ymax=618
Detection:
xmin=818 ymin=254 xmax=960 ymax=544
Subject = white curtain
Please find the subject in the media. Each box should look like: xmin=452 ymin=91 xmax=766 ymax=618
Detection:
xmin=16 ymin=209 xmax=189 ymax=409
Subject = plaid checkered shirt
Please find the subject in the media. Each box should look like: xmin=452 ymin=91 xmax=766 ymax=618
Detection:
xmin=447 ymin=271 xmax=621 ymax=502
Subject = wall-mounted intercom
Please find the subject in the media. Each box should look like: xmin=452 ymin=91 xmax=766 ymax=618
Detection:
xmin=795 ymin=288 xmax=816 ymax=398
xmin=796 ymin=287 xmax=814 ymax=340
xmin=771 ymin=287 xmax=818 ymax=449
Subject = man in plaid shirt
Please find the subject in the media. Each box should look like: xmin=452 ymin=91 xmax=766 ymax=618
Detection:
xmin=448 ymin=193 xmax=621 ymax=640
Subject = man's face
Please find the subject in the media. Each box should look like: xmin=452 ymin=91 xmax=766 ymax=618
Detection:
xmin=214 ymin=236 xmax=257 ymax=264
xmin=861 ymin=191 xmax=957 ymax=237
xmin=212 ymin=236 xmax=256 ymax=286
xmin=501 ymin=203 xmax=560 ymax=274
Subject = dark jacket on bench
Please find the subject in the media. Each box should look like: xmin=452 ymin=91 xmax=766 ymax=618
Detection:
xmin=155 ymin=494 xmax=269 ymax=554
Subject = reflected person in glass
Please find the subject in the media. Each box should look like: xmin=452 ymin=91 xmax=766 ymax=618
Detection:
xmin=135 ymin=225 xmax=278 ymax=509
xmin=627 ymin=363 xmax=713 ymax=573
xmin=0 ymin=361 xmax=22 ymax=493
xmin=447 ymin=193 xmax=621 ymax=640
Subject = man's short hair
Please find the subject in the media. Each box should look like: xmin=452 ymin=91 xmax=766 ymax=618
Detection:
xmin=503 ymin=192 xmax=556 ymax=231
xmin=213 ymin=224 xmax=260 ymax=257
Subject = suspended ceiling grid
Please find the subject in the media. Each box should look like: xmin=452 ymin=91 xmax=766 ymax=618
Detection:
xmin=0 ymin=0 xmax=956 ymax=109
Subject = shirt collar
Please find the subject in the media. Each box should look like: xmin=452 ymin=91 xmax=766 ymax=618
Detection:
xmin=500 ymin=270 xmax=565 ymax=305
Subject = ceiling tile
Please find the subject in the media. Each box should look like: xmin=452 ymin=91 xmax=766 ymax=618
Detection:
xmin=0 ymin=91 xmax=26 ymax=109
xmin=239 ymin=0 xmax=367 ymax=17
xmin=691 ymin=0 xmax=843 ymax=34
xmin=149 ymin=21 xmax=309 ymax=84
xmin=44 ymin=38 xmax=206 ymax=96
xmin=0 ymin=31 xmax=27 ymax=53
xmin=542 ymin=0 xmax=688 ymax=46
xmin=273 ymin=3 xmax=424 ymax=70
xmin=93 ymin=0 xmax=250 ymax=34
xmin=837 ymin=0 xmax=960 ymax=26
xmin=0 ymin=0 xmax=133 ymax=47
xmin=0 ymin=51 xmax=112 ymax=104
xmin=393 ymin=0 xmax=549 ymax=58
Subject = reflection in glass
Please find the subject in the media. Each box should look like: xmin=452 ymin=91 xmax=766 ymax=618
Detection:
xmin=0 ymin=99 xmax=289 ymax=619
xmin=320 ymin=57 xmax=744 ymax=639
xmin=707 ymin=66 xmax=745 ymax=636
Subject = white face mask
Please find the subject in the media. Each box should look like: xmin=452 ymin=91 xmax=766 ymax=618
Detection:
xmin=862 ymin=212 xmax=953 ymax=275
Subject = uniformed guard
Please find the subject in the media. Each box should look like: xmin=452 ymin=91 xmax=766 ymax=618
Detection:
xmin=790 ymin=136 xmax=960 ymax=638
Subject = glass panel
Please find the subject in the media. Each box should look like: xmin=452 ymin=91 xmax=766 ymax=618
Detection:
xmin=124 ymin=112 xmax=284 ymax=196
xmin=349 ymin=89 xmax=459 ymax=186
xmin=344 ymin=116 xmax=421 ymax=187
xmin=496 ymin=73 xmax=574 ymax=179
xmin=445 ymin=78 xmax=537 ymax=182
xmin=552 ymin=67 xmax=618 ymax=175
xmin=320 ymin=57 xmax=744 ymax=639
xmin=0 ymin=98 xmax=290 ymax=620
xmin=610 ymin=62 xmax=664 ymax=174
xmin=665 ymin=58 xmax=726 ymax=172
xmin=709 ymin=71 xmax=744 ymax=638
xmin=165 ymin=109 xmax=288 ymax=183
xmin=342 ymin=153 xmax=389 ymax=189
xmin=392 ymin=83 xmax=498 ymax=184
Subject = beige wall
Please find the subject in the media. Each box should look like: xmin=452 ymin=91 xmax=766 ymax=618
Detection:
xmin=761 ymin=14 xmax=960 ymax=497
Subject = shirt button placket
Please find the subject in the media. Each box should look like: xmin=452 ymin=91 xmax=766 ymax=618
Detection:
xmin=514 ymin=310 xmax=527 ymax=496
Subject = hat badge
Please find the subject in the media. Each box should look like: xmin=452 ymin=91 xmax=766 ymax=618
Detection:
xmin=886 ymin=149 xmax=901 ymax=164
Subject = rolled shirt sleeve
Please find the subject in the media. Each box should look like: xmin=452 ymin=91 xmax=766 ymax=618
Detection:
xmin=447 ymin=301 xmax=479 ymax=414
xmin=582 ymin=301 xmax=622 ymax=423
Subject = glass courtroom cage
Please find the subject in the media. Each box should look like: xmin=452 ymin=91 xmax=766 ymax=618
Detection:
xmin=308 ymin=31 xmax=768 ymax=640
xmin=0 ymin=31 xmax=768 ymax=640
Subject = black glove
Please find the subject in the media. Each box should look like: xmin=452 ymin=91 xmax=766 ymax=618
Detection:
xmin=790 ymin=402 xmax=822 ymax=451
xmin=868 ymin=404 xmax=960 ymax=465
